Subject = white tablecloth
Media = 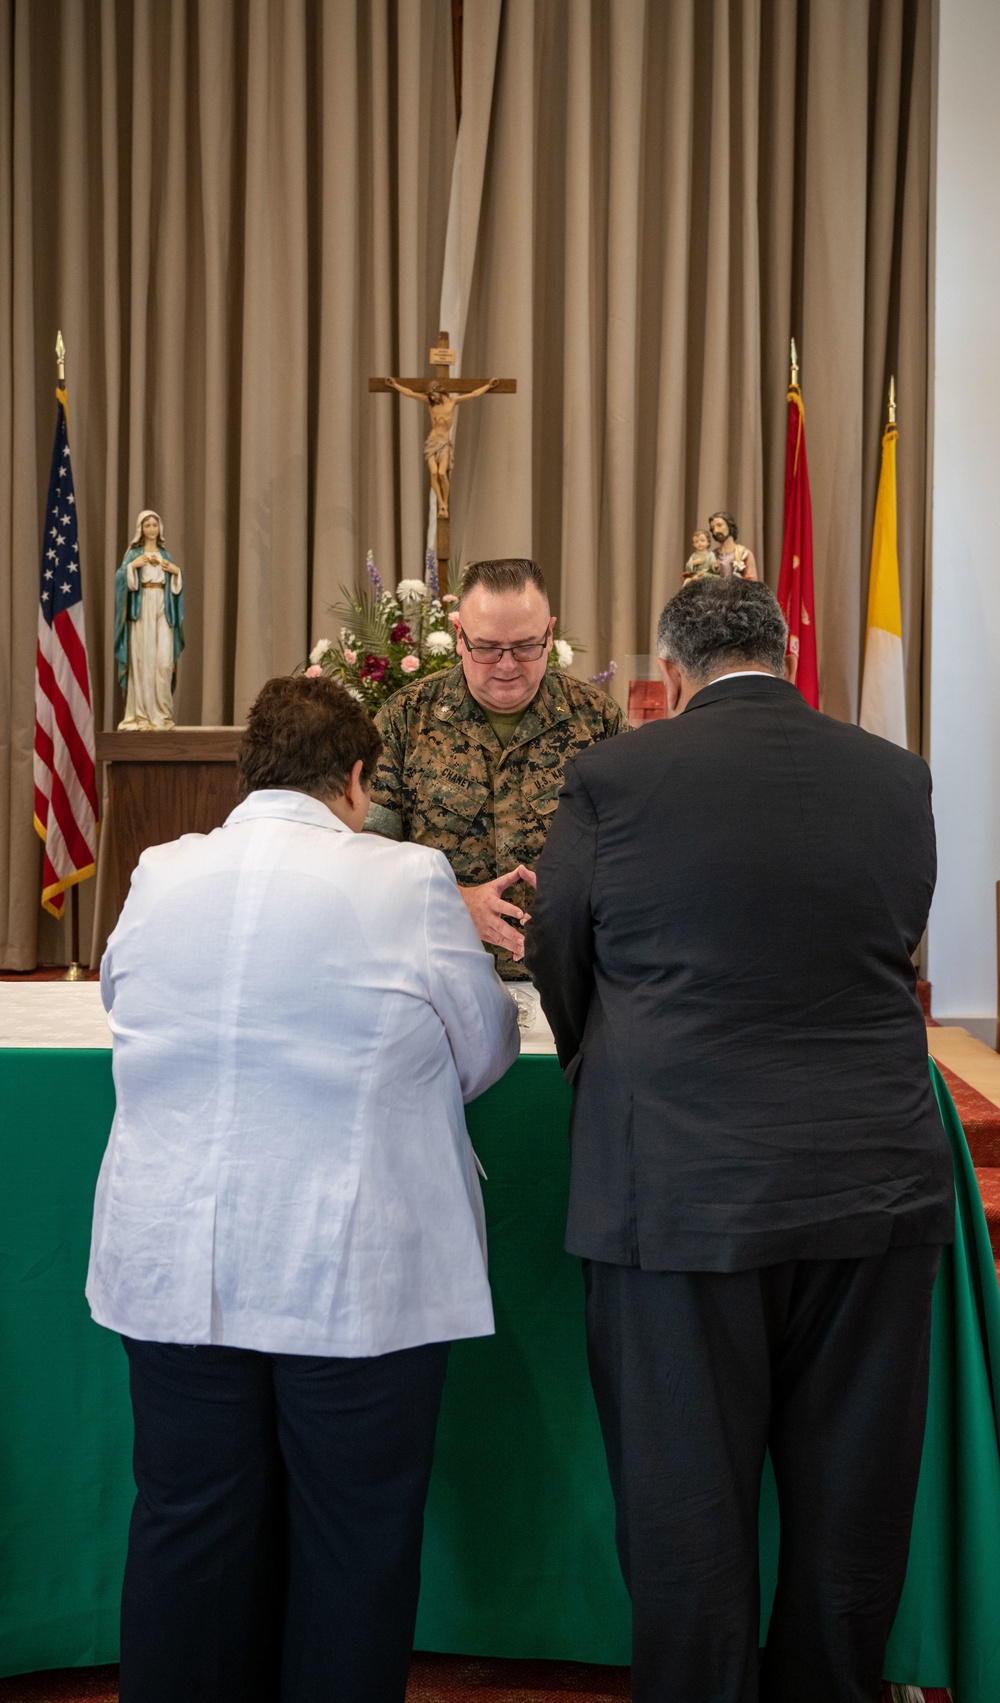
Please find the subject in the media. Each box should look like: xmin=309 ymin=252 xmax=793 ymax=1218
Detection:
xmin=0 ymin=979 xmax=557 ymax=1056
xmin=0 ymin=982 xmax=111 ymax=1048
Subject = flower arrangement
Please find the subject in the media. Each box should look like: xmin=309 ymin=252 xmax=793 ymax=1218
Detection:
xmin=303 ymin=551 xmax=602 ymax=714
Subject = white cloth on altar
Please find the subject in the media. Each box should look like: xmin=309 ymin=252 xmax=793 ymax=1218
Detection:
xmin=87 ymin=789 xmax=519 ymax=1357
xmin=0 ymin=981 xmax=110 ymax=1047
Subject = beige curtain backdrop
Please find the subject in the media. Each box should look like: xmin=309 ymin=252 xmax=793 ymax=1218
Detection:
xmin=452 ymin=0 xmax=930 ymax=727
xmin=0 ymin=0 xmax=931 ymax=969
xmin=0 ymin=0 xmax=456 ymax=968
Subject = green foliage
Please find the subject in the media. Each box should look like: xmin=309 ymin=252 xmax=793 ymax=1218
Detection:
xmin=327 ymin=585 xmax=391 ymax=654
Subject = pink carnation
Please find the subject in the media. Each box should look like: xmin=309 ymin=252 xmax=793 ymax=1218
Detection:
xmin=305 ymin=665 xmax=322 ymax=677
xmin=400 ymin=654 xmax=421 ymax=674
xmin=342 ymin=647 xmax=357 ymax=666
xmin=442 ymin=594 xmax=458 ymax=605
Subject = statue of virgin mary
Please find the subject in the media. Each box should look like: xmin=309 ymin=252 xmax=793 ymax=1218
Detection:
xmin=114 ymin=510 xmax=184 ymax=730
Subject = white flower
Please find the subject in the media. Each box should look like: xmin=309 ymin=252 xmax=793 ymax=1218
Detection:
xmin=554 ymin=638 xmax=574 ymax=669
xmin=424 ymin=630 xmax=455 ymax=655
xmin=309 ymin=637 xmax=332 ymax=663
xmin=396 ymin=578 xmax=429 ymax=601
xmin=346 ymin=686 xmax=364 ymax=703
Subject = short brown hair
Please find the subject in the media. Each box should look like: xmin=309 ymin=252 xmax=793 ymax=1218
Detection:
xmin=237 ymin=675 xmax=382 ymax=800
xmin=459 ymin=558 xmax=549 ymax=603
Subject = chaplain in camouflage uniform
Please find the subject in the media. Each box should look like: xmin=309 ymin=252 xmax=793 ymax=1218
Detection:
xmin=365 ymin=558 xmax=628 ymax=978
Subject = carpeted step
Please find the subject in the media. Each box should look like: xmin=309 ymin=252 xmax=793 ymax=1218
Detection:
xmin=933 ymin=1059 xmax=1000 ymax=1167
xmin=975 ymin=1165 xmax=1000 ymax=1281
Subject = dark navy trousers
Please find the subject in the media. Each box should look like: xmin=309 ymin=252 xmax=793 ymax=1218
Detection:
xmin=584 ymin=1246 xmax=941 ymax=1703
xmin=119 ymin=1335 xmax=449 ymax=1703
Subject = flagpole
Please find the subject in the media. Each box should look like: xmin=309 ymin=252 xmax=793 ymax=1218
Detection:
xmin=56 ymin=332 xmax=88 ymax=983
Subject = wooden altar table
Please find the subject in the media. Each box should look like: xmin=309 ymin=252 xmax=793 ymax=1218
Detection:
xmin=1 ymin=986 xmax=999 ymax=1697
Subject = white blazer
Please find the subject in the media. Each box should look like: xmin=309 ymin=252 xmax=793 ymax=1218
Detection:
xmin=87 ymin=789 xmax=520 ymax=1357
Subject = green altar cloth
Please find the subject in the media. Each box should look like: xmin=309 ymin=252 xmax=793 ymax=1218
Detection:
xmin=1 ymin=1050 xmax=999 ymax=1695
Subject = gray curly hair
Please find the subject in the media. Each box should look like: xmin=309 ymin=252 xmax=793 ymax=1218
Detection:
xmin=656 ymin=577 xmax=788 ymax=682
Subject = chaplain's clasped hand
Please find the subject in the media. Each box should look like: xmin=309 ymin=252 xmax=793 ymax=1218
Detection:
xmin=458 ymin=865 xmax=537 ymax=960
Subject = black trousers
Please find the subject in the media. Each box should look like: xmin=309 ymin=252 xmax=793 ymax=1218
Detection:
xmin=119 ymin=1335 xmax=450 ymax=1703
xmin=583 ymin=1246 xmax=942 ymax=1703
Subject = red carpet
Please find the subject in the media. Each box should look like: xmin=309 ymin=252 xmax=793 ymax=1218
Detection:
xmin=975 ymin=1164 xmax=1000 ymax=1260
xmin=0 ymin=1666 xmax=952 ymax=1701
xmin=934 ymin=1058 xmax=1000 ymax=1168
xmin=0 ymin=1661 xmax=630 ymax=1702
xmin=0 ymin=1675 xmax=118 ymax=1702
xmin=408 ymin=1655 xmax=630 ymax=1698
xmin=927 ymin=1054 xmax=1000 ymax=1290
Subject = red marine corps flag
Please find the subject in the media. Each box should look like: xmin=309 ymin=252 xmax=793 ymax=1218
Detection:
xmin=776 ymin=339 xmax=819 ymax=709
xmin=33 ymin=335 xmax=98 ymax=918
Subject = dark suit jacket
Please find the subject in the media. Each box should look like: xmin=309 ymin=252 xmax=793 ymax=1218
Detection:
xmin=525 ymin=675 xmax=954 ymax=1271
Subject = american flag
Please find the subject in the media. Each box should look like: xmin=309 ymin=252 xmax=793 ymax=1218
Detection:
xmin=33 ymin=389 xmax=98 ymax=917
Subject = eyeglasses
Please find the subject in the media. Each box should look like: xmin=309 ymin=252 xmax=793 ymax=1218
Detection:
xmin=458 ymin=625 xmax=550 ymax=664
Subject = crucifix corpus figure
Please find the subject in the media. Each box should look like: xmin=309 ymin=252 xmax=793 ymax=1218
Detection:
xmin=370 ymin=331 xmax=515 ymax=596
xmin=386 ymin=375 xmax=496 ymax=518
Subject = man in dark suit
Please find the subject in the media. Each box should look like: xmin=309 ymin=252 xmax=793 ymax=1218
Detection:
xmin=525 ymin=578 xmax=953 ymax=1703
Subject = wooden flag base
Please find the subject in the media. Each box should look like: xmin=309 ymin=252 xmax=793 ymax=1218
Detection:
xmin=60 ymin=885 xmax=88 ymax=980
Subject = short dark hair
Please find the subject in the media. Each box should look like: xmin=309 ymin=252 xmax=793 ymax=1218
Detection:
xmin=459 ymin=558 xmax=549 ymax=603
xmin=708 ymin=511 xmax=739 ymax=541
xmin=237 ymin=675 xmax=382 ymax=800
xmin=656 ymin=578 xmax=788 ymax=681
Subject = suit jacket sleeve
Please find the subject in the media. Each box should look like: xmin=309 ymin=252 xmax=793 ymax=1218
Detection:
xmin=524 ymin=757 xmax=598 ymax=1071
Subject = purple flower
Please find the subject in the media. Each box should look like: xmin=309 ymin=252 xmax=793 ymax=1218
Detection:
xmin=365 ymin=550 xmax=384 ymax=597
xmin=588 ymin=660 xmax=618 ymax=685
xmin=425 ymin=549 xmax=439 ymax=600
xmin=390 ymin=621 xmax=412 ymax=644
xmin=360 ymin=653 xmax=389 ymax=683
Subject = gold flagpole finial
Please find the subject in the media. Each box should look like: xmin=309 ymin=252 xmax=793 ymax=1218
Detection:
xmin=790 ymin=337 xmax=799 ymax=389
xmin=888 ymin=375 xmax=896 ymax=425
xmin=55 ymin=330 xmax=66 ymax=384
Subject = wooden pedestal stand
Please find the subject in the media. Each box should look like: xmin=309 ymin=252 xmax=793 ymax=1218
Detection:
xmin=96 ymin=729 xmax=243 ymax=936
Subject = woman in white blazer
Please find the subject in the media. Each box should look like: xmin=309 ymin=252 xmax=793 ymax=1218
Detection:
xmin=87 ymin=673 xmax=520 ymax=1703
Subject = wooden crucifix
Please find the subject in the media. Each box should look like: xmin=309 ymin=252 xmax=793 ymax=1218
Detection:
xmin=370 ymin=331 xmax=515 ymax=596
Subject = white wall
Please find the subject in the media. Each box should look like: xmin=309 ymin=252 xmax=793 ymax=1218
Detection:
xmin=926 ymin=0 xmax=1000 ymax=1020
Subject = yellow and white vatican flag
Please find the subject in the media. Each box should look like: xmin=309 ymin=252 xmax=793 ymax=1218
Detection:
xmin=859 ymin=390 xmax=907 ymax=747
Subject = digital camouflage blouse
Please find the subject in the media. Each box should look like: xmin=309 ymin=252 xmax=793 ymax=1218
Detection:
xmin=366 ymin=662 xmax=629 ymax=978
